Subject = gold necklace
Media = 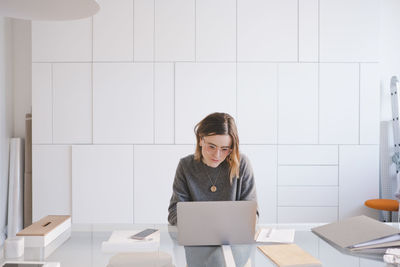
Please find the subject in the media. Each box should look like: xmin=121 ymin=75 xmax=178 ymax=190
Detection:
xmin=203 ymin=162 xmax=221 ymax=193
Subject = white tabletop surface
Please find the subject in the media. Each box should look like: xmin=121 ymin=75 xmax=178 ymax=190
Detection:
xmin=1 ymin=223 xmax=397 ymax=267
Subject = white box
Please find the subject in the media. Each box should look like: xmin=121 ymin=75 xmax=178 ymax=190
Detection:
xmin=17 ymin=215 xmax=71 ymax=247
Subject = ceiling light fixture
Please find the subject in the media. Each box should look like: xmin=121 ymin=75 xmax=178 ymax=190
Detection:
xmin=0 ymin=0 xmax=100 ymax=21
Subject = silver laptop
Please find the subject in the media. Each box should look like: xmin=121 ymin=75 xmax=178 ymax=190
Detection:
xmin=177 ymin=201 xmax=257 ymax=246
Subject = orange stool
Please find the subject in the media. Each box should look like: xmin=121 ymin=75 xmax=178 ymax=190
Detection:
xmin=365 ymin=199 xmax=399 ymax=222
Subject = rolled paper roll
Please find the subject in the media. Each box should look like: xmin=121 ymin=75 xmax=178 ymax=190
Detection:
xmin=4 ymin=236 xmax=24 ymax=259
xmin=7 ymin=138 xmax=24 ymax=237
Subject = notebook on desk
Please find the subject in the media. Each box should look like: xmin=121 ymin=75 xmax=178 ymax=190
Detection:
xmin=177 ymin=200 xmax=257 ymax=246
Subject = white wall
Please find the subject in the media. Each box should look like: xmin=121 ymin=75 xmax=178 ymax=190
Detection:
xmin=13 ymin=19 xmax=31 ymax=139
xmin=31 ymin=0 xmax=381 ymax=224
xmin=0 ymin=17 xmax=14 ymax=244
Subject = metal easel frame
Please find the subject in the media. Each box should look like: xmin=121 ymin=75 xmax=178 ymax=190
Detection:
xmin=390 ymin=76 xmax=400 ymax=221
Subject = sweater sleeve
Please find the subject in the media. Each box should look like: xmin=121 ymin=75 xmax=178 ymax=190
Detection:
xmin=238 ymin=154 xmax=259 ymax=217
xmin=238 ymin=154 xmax=257 ymax=201
xmin=168 ymin=160 xmax=192 ymax=225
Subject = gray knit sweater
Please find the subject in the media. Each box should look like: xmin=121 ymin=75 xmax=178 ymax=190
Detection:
xmin=168 ymin=153 xmax=258 ymax=225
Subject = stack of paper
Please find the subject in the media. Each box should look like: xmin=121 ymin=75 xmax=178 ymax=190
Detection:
xmin=256 ymin=228 xmax=295 ymax=243
xmin=312 ymin=215 xmax=400 ymax=251
xmin=101 ymin=230 xmax=160 ymax=253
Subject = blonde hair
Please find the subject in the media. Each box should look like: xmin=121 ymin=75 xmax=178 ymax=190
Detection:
xmin=194 ymin=112 xmax=240 ymax=183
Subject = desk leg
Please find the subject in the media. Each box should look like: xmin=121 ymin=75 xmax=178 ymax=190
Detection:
xmin=222 ymin=245 xmax=236 ymax=267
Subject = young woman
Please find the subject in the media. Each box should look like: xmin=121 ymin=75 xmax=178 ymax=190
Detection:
xmin=168 ymin=112 xmax=258 ymax=225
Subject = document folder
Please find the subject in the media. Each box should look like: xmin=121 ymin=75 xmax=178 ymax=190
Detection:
xmin=258 ymin=244 xmax=322 ymax=267
xmin=311 ymin=215 xmax=400 ymax=251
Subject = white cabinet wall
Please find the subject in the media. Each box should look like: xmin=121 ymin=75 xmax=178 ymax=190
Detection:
xmin=32 ymin=19 xmax=92 ymax=62
xmin=32 ymin=0 xmax=381 ymax=223
xmin=237 ymin=63 xmax=278 ymax=144
xmin=155 ymin=0 xmax=195 ymax=61
xmin=319 ymin=64 xmax=359 ymax=144
xmin=72 ymin=145 xmax=134 ymax=223
xmin=133 ymin=0 xmax=154 ymax=61
xmin=339 ymin=145 xmax=380 ymax=219
xmin=133 ymin=145 xmax=194 ymax=223
xmin=241 ymin=145 xmax=278 ymax=223
xmin=175 ymin=63 xmax=236 ymax=144
xmin=360 ymin=64 xmax=380 ymax=145
xmin=277 ymin=145 xmax=339 ymax=223
xmin=196 ymin=0 xmax=236 ymax=61
xmin=53 ymin=63 xmax=92 ymax=144
xmin=93 ymin=63 xmax=154 ymax=144
xmin=32 ymin=145 xmax=71 ymax=221
xmin=319 ymin=0 xmax=379 ymax=62
xmin=32 ymin=63 xmax=52 ymax=144
xmin=93 ymin=0 xmax=134 ymax=61
xmin=298 ymin=0 xmax=319 ymax=61
xmin=278 ymin=63 xmax=318 ymax=144
xmin=154 ymin=63 xmax=175 ymax=144
xmin=237 ymin=0 xmax=298 ymax=61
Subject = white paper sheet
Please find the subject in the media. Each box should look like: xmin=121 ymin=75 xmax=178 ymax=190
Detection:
xmin=101 ymin=230 xmax=160 ymax=253
xmin=256 ymin=228 xmax=295 ymax=243
xmin=351 ymin=233 xmax=400 ymax=248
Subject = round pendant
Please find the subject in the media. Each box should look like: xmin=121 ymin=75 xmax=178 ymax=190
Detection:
xmin=210 ymin=185 xmax=217 ymax=192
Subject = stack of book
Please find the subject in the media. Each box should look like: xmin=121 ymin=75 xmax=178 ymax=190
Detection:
xmin=16 ymin=215 xmax=71 ymax=260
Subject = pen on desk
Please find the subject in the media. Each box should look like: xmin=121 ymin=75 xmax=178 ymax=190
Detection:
xmin=265 ymin=228 xmax=272 ymax=238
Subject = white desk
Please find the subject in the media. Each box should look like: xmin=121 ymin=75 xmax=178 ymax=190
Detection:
xmin=0 ymin=224 xmax=395 ymax=267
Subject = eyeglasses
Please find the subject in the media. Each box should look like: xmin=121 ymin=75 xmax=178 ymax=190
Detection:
xmin=202 ymin=138 xmax=232 ymax=156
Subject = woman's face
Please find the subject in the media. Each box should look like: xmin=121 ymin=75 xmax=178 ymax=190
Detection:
xmin=200 ymin=134 xmax=232 ymax=168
